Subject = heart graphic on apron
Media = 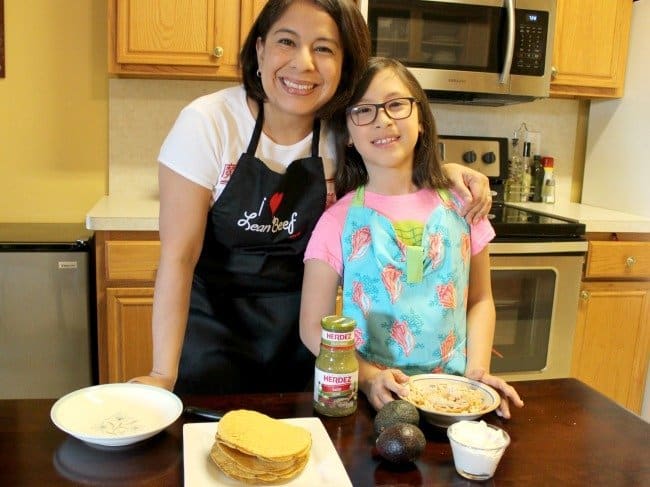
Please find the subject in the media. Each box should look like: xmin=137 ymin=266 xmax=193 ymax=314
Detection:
xmin=269 ymin=192 xmax=284 ymax=215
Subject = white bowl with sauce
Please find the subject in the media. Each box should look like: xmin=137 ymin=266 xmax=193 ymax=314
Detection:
xmin=51 ymin=383 xmax=183 ymax=447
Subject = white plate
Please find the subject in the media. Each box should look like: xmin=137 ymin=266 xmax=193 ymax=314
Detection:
xmin=50 ymin=383 xmax=183 ymax=447
xmin=184 ymin=418 xmax=352 ymax=487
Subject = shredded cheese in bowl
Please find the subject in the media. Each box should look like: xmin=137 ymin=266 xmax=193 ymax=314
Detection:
xmin=407 ymin=379 xmax=486 ymax=414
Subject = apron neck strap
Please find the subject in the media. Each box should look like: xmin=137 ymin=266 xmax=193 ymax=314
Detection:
xmin=352 ymin=186 xmax=365 ymax=207
xmin=246 ymin=102 xmax=265 ymax=155
xmin=247 ymin=103 xmax=322 ymax=157
xmin=310 ymin=119 xmax=321 ymax=156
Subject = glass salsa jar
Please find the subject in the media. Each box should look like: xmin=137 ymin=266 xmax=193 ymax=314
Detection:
xmin=313 ymin=315 xmax=359 ymax=417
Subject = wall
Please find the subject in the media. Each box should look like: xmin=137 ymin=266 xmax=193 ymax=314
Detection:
xmin=0 ymin=0 xmax=108 ymax=223
xmin=582 ymin=0 xmax=650 ymax=218
xmin=109 ymin=77 xmax=583 ymax=204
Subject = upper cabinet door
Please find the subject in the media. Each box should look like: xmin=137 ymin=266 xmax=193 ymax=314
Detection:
xmin=550 ymin=0 xmax=633 ymax=99
xmin=109 ymin=0 xmax=267 ymax=80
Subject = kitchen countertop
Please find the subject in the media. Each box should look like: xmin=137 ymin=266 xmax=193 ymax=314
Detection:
xmin=86 ymin=194 xmax=650 ymax=233
xmin=507 ymin=200 xmax=650 ymax=233
xmin=86 ymin=194 xmax=160 ymax=231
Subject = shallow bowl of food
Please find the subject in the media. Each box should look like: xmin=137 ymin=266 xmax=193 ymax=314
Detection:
xmin=402 ymin=374 xmax=500 ymax=428
xmin=50 ymin=383 xmax=183 ymax=447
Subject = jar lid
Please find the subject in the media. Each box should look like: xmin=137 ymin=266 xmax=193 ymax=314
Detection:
xmin=321 ymin=315 xmax=356 ymax=332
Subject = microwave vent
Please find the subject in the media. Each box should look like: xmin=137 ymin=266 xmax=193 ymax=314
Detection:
xmin=425 ymin=90 xmax=539 ymax=107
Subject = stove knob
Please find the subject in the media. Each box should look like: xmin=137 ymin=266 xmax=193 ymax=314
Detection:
xmin=462 ymin=150 xmax=477 ymax=163
xmin=482 ymin=151 xmax=497 ymax=164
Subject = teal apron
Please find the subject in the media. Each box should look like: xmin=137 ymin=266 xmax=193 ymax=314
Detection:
xmin=341 ymin=186 xmax=471 ymax=375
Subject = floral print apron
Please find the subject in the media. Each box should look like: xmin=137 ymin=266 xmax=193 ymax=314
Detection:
xmin=341 ymin=186 xmax=471 ymax=375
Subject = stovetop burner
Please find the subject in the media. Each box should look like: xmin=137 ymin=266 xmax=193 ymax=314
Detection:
xmin=489 ymin=203 xmax=586 ymax=241
xmin=438 ymin=134 xmax=586 ymax=242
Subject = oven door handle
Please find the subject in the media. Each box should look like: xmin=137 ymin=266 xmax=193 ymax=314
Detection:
xmin=500 ymin=0 xmax=515 ymax=85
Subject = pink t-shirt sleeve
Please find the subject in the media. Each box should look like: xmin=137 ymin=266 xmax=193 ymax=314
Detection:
xmin=470 ymin=217 xmax=495 ymax=255
xmin=304 ymin=203 xmax=347 ymax=276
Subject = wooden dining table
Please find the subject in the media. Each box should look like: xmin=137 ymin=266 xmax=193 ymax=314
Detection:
xmin=0 ymin=378 xmax=648 ymax=486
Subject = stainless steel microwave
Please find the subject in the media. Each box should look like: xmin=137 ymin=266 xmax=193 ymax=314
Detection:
xmin=359 ymin=0 xmax=556 ymax=105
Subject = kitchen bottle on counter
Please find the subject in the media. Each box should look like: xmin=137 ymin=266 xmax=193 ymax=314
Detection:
xmin=520 ymin=142 xmax=532 ymax=202
xmin=531 ymin=155 xmax=545 ymax=202
xmin=313 ymin=315 xmax=358 ymax=417
xmin=542 ymin=156 xmax=556 ymax=204
xmin=505 ymin=135 xmax=524 ymax=202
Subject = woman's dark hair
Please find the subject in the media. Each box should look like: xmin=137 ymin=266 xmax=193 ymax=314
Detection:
xmin=333 ymin=57 xmax=449 ymax=197
xmin=239 ymin=0 xmax=370 ymax=119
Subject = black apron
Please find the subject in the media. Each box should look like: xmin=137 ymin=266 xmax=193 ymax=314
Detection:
xmin=175 ymin=104 xmax=326 ymax=394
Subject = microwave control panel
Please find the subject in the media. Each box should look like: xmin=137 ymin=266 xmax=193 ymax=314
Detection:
xmin=512 ymin=10 xmax=549 ymax=76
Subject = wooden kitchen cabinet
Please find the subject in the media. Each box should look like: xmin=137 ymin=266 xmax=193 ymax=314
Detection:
xmin=571 ymin=233 xmax=650 ymax=413
xmin=95 ymin=231 xmax=160 ymax=383
xmin=550 ymin=0 xmax=633 ymax=99
xmin=108 ymin=0 xmax=268 ymax=79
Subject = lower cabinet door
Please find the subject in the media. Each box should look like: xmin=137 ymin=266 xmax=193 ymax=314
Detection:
xmin=106 ymin=287 xmax=154 ymax=383
xmin=571 ymin=281 xmax=650 ymax=413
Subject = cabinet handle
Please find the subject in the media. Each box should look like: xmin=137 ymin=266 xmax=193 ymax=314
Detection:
xmin=625 ymin=256 xmax=636 ymax=268
xmin=551 ymin=66 xmax=557 ymax=80
xmin=212 ymin=46 xmax=224 ymax=58
xmin=580 ymin=290 xmax=590 ymax=301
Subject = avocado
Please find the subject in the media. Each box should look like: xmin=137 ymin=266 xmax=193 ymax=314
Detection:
xmin=373 ymin=399 xmax=420 ymax=436
xmin=375 ymin=423 xmax=426 ymax=464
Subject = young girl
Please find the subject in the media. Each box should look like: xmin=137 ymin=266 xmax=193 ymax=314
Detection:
xmin=300 ymin=57 xmax=523 ymax=416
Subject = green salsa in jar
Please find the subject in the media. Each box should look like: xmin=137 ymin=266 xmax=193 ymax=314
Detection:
xmin=313 ymin=315 xmax=359 ymax=417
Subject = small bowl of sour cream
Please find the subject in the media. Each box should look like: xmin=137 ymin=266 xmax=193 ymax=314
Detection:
xmin=447 ymin=420 xmax=510 ymax=481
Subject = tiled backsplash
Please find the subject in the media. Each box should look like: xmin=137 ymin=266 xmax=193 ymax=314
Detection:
xmin=109 ymin=78 xmax=581 ymax=202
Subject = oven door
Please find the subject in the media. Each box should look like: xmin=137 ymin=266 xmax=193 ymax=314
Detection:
xmin=488 ymin=248 xmax=585 ymax=381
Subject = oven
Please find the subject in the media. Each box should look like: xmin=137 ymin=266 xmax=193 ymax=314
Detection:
xmin=439 ymin=135 xmax=587 ymax=381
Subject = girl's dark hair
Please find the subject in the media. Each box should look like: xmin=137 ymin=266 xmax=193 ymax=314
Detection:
xmin=333 ymin=57 xmax=449 ymax=198
xmin=239 ymin=0 xmax=371 ymax=119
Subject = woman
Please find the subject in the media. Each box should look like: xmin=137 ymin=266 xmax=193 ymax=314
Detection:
xmin=131 ymin=0 xmax=491 ymax=395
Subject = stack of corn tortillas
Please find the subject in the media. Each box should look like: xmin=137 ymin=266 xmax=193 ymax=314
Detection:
xmin=210 ymin=410 xmax=312 ymax=484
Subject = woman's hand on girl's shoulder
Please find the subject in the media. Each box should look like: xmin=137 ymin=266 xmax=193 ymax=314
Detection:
xmin=442 ymin=163 xmax=492 ymax=224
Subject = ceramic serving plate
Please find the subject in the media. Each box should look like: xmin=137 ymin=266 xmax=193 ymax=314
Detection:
xmin=50 ymin=383 xmax=183 ymax=447
xmin=183 ymin=418 xmax=352 ymax=487
xmin=403 ymin=374 xmax=500 ymax=428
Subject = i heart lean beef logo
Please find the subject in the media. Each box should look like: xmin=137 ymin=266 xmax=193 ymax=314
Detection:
xmin=269 ymin=192 xmax=283 ymax=215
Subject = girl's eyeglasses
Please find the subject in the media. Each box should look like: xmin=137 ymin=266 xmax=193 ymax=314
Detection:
xmin=347 ymin=97 xmax=418 ymax=126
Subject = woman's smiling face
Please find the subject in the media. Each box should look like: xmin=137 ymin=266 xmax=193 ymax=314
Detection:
xmin=256 ymin=1 xmax=344 ymax=119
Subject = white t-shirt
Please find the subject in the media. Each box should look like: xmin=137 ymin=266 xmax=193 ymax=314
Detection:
xmin=158 ymin=85 xmax=337 ymax=205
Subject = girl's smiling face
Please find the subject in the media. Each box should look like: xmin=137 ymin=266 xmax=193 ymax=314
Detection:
xmin=347 ymin=68 xmax=422 ymax=177
xmin=256 ymin=1 xmax=343 ymax=120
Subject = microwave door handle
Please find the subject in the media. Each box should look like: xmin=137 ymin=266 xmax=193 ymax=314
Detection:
xmin=500 ymin=0 xmax=515 ymax=84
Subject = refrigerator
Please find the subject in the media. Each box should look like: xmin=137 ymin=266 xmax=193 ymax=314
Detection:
xmin=0 ymin=223 xmax=96 ymax=399
xmin=581 ymin=0 xmax=650 ymax=422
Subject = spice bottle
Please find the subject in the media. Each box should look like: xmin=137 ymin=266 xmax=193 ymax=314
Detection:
xmin=313 ymin=315 xmax=359 ymax=417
